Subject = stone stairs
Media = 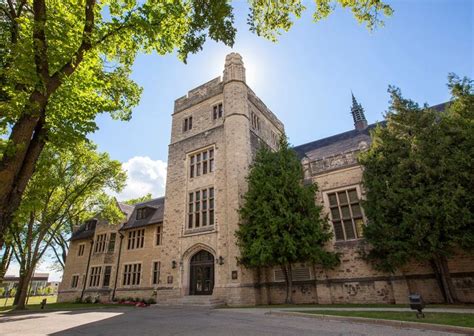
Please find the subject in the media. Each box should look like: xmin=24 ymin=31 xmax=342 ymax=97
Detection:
xmin=154 ymin=295 xmax=225 ymax=308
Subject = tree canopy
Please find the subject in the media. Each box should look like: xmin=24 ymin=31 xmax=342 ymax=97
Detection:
xmin=123 ymin=193 xmax=153 ymax=205
xmin=359 ymin=75 xmax=474 ymax=303
xmin=8 ymin=140 xmax=125 ymax=309
xmin=236 ymin=137 xmax=339 ymax=303
xmin=0 ymin=0 xmax=392 ymax=252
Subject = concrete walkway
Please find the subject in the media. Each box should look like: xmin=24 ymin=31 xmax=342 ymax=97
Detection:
xmin=0 ymin=306 xmax=463 ymax=336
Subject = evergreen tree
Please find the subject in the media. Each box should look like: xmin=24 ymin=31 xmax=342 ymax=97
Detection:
xmin=359 ymin=75 xmax=474 ymax=303
xmin=236 ymin=136 xmax=339 ymax=303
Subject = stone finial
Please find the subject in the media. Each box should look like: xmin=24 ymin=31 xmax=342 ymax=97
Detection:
xmin=351 ymin=92 xmax=368 ymax=131
xmin=223 ymin=52 xmax=246 ymax=83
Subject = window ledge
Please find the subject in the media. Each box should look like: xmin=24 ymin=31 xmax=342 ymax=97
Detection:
xmin=334 ymin=238 xmax=365 ymax=248
xmin=184 ymin=226 xmax=215 ymax=236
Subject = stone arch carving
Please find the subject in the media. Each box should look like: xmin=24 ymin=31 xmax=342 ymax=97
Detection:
xmin=182 ymin=243 xmax=216 ymax=263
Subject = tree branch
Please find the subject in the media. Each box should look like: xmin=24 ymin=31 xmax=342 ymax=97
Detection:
xmin=32 ymin=0 xmax=50 ymax=83
xmin=49 ymin=0 xmax=96 ymax=93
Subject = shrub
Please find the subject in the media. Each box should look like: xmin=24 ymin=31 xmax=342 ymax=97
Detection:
xmin=146 ymin=298 xmax=156 ymax=304
xmin=83 ymin=296 xmax=92 ymax=304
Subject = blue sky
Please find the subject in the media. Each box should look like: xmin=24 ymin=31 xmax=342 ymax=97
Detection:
xmin=89 ymin=0 xmax=473 ymax=202
xmin=9 ymin=0 xmax=473 ymax=281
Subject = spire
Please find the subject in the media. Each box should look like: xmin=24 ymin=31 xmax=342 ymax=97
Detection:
xmin=351 ymin=92 xmax=368 ymax=131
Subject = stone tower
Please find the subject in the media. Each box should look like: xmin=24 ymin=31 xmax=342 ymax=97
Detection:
xmin=161 ymin=53 xmax=284 ymax=305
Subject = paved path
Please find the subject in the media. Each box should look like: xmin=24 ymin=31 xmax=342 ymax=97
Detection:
xmin=0 ymin=306 xmax=462 ymax=336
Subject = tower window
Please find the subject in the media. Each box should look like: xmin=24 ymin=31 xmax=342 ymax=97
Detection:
xmin=183 ymin=116 xmax=193 ymax=132
xmin=189 ymin=148 xmax=214 ymax=178
xmin=188 ymin=187 xmax=215 ymax=229
xmin=251 ymin=112 xmax=260 ymax=130
xmin=213 ymin=103 xmax=223 ymax=120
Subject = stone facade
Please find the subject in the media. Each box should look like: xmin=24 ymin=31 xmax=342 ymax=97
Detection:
xmin=58 ymin=53 xmax=474 ymax=305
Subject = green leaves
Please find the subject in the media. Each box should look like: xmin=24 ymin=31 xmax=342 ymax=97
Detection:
xmin=248 ymin=0 xmax=392 ymax=42
xmin=237 ymin=135 xmax=339 ymax=270
xmin=360 ymin=75 xmax=474 ymax=272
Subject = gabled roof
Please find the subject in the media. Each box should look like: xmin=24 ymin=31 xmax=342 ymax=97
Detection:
xmin=118 ymin=202 xmax=135 ymax=220
xmin=70 ymin=219 xmax=97 ymax=241
xmin=120 ymin=197 xmax=165 ymax=231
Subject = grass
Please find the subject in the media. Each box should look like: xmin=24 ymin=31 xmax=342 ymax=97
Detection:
xmin=294 ymin=310 xmax=474 ymax=329
xmin=0 ymin=295 xmax=120 ymax=313
xmin=0 ymin=295 xmax=57 ymax=308
xmin=251 ymin=303 xmax=474 ymax=309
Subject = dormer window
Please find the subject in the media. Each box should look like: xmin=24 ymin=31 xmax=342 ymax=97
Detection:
xmin=85 ymin=219 xmax=97 ymax=231
xmin=183 ymin=116 xmax=193 ymax=132
xmin=213 ymin=103 xmax=223 ymax=120
xmin=136 ymin=208 xmax=148 ymax=220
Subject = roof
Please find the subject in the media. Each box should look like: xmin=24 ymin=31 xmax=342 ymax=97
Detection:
xmin=293 ymin=102 xmax=448 ymax=161
xmin=293 ymin=121 xmax=385 ymax=160
xmin=118 ymin=202 xmax=135 ymax=220
xmin=120 ymin=197 xmax=165 ymax=231
xmin=70 ymin=223 xmax=95 ymax=241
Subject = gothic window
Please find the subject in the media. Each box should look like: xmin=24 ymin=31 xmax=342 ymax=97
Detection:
xmin=94 ymin=234 xmax=107 ymax=253
xmin=78 ymin=244 xmax=85 ymax=256
xmin=188 ymin=187 xmax=215 ymax=229
xmin=108 ymin=233 xmax=116 ymax=252
xmin=189 ymin=148 xmax=214 ymax=178
xmin=327 ymin=188 xmax=365 ymax=241
xmin=251 ymin=112 xmax=260 ymax=130
xmin=271 ymin=131 xmax=279 ymax=147
xmin=89 ymin=266 xmax=101 ymax=287
xmin=152 ymin=261 xmax=160 ymax=285
xmin=71 ymin=275 xmax=79 ymax=288
xmin=103 ymin=266 xmax=112 ymax=287
xmin=156 ymin=225 xmax=162 ymax=246
xmin=127 ymin=229 xmax=145 ymax=250
xmin=213 ymin=103 xmax=223 ymax=120
xmin=123 ymin=263 xmax=141 ymax=286
xmin=183 ymin=116 xmax=193 ymax=132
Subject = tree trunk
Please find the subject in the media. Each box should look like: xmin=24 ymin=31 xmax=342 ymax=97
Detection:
xmin=13 ymin=274 xmax=24 ymax=305
xmin=0 ymin=109 xmax=47 ymax=246
xmin=0 ymin=244 xmax=12 ymax=282
xmin=283 ymin=264 xmax=294 ymax=304
xmin=16 ymin=267 xmax=34 ymax=310
xmin=430 ymin=256 xmax=458 ymax=304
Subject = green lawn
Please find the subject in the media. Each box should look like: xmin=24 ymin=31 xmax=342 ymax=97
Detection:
xmin=0 ymin=295 xmax=120 ymax=313
xmin=253 ymin=303 xmax=474 ymax=309
xmin=295 ymin=310 xmax=474 ymax=329
xmin=0 ymin=295 xmax=57 ymax=308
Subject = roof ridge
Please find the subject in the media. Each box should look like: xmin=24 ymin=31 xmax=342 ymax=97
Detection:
xmin=133 ymin=196 xmax=165 ymax=206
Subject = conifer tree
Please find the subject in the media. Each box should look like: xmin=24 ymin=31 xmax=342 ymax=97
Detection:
xmin=237 ymin=136 xmax=339 ymax=303
xmin=359 ymin=75 xmax=474 ymax=303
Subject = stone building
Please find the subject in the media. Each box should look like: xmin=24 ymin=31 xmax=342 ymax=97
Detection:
xmin=58 ymin=53 xmax=474 ymax=306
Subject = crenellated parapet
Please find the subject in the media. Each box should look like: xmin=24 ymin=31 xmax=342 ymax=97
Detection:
xmin=174 ymin=77 xmax=224 ymax=114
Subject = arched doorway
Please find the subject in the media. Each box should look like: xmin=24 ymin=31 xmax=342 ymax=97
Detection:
xmin=189 ymin=250 xmax=214 ymax=295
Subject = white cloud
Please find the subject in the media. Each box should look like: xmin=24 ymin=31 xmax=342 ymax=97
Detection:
xmin=114 ymin=156 xmax=167 ymax=201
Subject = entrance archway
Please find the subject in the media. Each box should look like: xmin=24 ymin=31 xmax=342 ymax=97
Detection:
xmin=189 ymin=250 xmax=214 ymax=295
